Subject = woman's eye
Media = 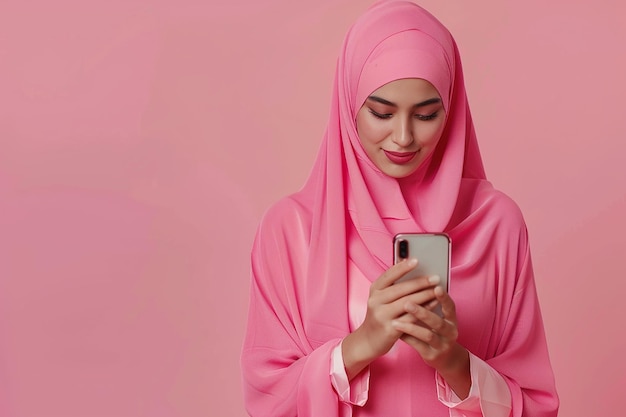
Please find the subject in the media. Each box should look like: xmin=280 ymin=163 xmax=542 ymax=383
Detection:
xmin=369 ymin=109 xmax=392 ymax=119
xmin=415 ymin=111 xmax=439 ymax=121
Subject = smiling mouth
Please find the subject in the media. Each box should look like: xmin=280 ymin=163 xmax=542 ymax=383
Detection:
xmin=383 ymin=150 xmax=418 ymax=165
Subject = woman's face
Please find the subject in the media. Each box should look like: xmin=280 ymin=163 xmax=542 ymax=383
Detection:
xmin=355 ymin=78 xmax=446 ymax=178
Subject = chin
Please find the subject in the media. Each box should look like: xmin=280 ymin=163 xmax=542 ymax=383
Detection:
xmin=383 ymin=166 xmax=418 ymax=179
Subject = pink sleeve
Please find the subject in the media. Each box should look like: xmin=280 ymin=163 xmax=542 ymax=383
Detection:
xmin=487 ymin=238 xmax=559 ymax=416
xmin=241 ymin=204 xmax=352 ymax=417
xmin=437 ymin=216 xmax=558 ymax=417
xmin=454 ymin=217 xmax=558 ymax=417
xmin=330 ymin=341 xmax=370 ymax=406
xmin=436 ymin=352 xmax=512 ymax=416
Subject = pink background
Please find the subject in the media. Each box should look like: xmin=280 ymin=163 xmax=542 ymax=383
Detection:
xmin=0 ymin=0 xmax=624 ymax=416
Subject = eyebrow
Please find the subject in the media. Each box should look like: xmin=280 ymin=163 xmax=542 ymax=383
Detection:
xmin=367 ymin=95 xmax=442 ymax=108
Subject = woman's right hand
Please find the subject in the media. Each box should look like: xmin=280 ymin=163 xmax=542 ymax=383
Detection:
xmin=341 ymin=258 xmax=440 ymax=380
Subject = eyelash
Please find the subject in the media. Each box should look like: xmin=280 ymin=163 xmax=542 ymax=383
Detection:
xmin=416 ymin=112 xmax=439 ymax=121
xmin=368 ymin=109 xmax=439 ymax=121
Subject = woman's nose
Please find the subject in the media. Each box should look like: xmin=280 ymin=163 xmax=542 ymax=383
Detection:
xmin=392 ymin=117 xmax=414 ymax=147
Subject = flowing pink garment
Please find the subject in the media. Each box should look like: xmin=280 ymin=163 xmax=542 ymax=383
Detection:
xmin=241 ymin=1 xmax=559 ymax=416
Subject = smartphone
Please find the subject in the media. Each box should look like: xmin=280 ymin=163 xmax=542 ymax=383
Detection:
xmin=393 ymin=233 xmax=450 ymax=316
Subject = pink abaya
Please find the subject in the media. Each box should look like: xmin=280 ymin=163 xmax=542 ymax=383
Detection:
xmin=241 ymin=1 xmax=559 ymax=416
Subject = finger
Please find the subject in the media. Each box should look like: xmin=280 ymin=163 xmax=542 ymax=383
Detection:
xmin=392 ymin=319 xmax=443 ymax=350
xmin=399 ymin=333 xmax=434 ymax=358
xmin=434 ymin=286 xmax=457 ymax=321
xmin=399 ymin=333 xmax=451 ymax=364
xmin=403 ymin=301 xmax=460 ymax=346
xmin=378 ymin=297 xmax=429 ymax=324
xmin=404 ymin=302 xmax=447 ymax=333
xmin=399 ymin=274 xmax=441 ymax=292
xmin=395 ymin=312 xmax=419 ymax=324
xmin=423 ymin=298 xmax=439 ymax=311
xmin=378 ymin=275 xmax=440 ymax=304
xmin=392 ymin=311 xmax=431 ymax=328
xmin=408 ymin=284 xmax=438 ymax=305
xmin=371 ymin=258 xmax=418 ymax=290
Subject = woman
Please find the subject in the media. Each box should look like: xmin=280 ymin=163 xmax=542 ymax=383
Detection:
xmin=241 ymin=1 xmax=559 ymax=416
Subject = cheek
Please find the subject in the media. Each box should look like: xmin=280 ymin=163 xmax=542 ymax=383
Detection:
xmin=356 ymin=117 xmax=386 ymax=146
xmin=420 ymin=121 xmax=446 ymax=147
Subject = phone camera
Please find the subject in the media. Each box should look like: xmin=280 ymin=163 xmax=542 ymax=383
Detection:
xmin=398 ymin=239 xmax=408 ymax=259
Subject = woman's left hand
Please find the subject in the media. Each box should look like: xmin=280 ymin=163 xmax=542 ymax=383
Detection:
xmin=391 ymin=285 xmax=471 ymax=398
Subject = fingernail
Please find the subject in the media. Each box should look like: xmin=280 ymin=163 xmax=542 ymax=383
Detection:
xmin=405 ymin=302 xmax=418 ymax=313
xmin=407 ymin=258 xmax=418 ymax=266
xmin=428 ymin=275 xmax=440 ymax=284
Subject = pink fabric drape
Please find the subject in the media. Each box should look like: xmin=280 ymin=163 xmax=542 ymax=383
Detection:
xmin=241 ymin=1 xmax=558 ymax=416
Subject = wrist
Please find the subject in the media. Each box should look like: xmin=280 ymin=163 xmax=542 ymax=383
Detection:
xmin=342 ymin=328 xmax=376 ymax=380
xmin=438 ymin=344 xmax=469 ymax=375
xmin=435 ymin=344 xmax=471 ymax=399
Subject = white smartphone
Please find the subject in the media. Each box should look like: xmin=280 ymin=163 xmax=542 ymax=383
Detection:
xmin=393 ymin=233 xmax=450 ymax=316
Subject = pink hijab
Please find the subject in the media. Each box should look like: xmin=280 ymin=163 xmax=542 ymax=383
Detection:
xmin=301 ymin=0 xmax=485 ymax=329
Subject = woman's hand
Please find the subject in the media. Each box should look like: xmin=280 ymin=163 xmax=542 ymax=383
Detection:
xmin=392 ymin=285 xmax=471 ymax=399
xmin=341 ymin=258 xmax=439 ymax=380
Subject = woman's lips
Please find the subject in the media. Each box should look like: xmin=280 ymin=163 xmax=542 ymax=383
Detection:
xmin=383 ymin=150 xmax=417 ymax=165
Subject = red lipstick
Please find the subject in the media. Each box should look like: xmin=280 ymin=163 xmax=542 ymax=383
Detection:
xmin=383 ymin=150 xmax=417 ymax=165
